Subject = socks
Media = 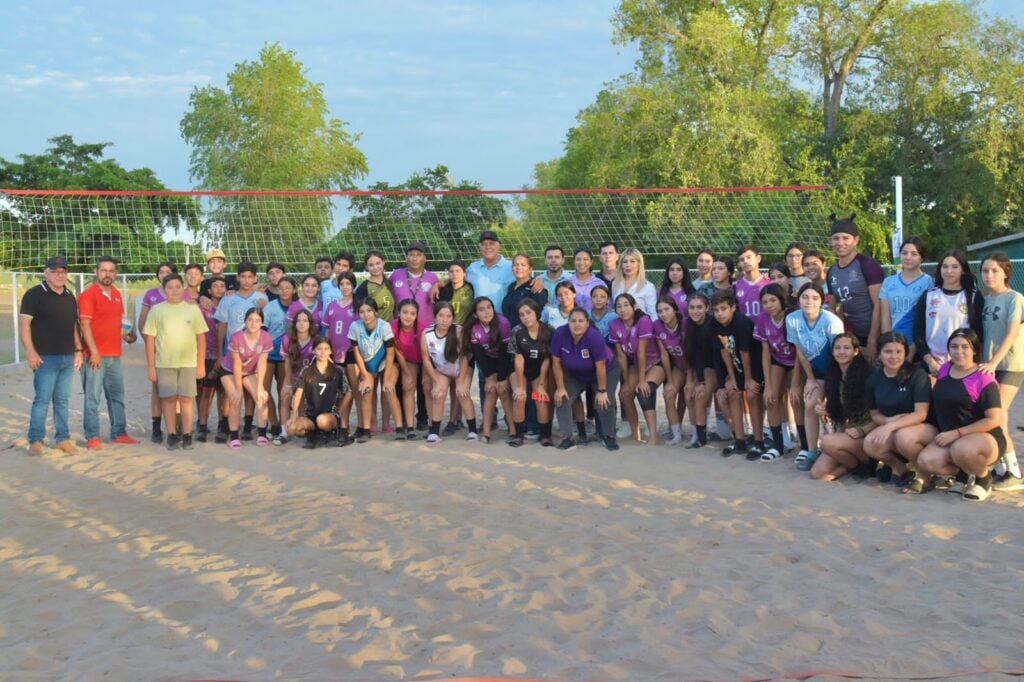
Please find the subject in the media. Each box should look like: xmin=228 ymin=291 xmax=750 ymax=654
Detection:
xmin=243 ymin=416 xmax=253 ymax=431
xmin=257 ymin=426 xmax=267 ymax=438
xmin=229 ymin=430 xmax=239 ymax=441
xmin=770 ymin=426 xmax=784 ymax=450
xmin=269 ymin=424 xmax=281 ymax=436
xmin=695 ymin=424 xmax=707 ymax=443
xmin=539 ymin=422 xmax=553 ymax=439
xmin=576 ymin=420 xmax=588 ymax=439
xmin=514 ymin=421 xmax=526 ymax=437
xmin=151 ymin=417 xmax=161 ymax=431
xmin=429 ymin=421 xmax=441 ymax=436
xmin=796 ymin=424 xmax=809 ymax=451
xmin=671 ymin=424 xmax=682 ymax=438
xmin=466 ymin=418 xmax=478 ymax=434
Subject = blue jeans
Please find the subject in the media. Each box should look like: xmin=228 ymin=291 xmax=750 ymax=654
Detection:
xmin=29 ymin=354 xmax=75 ymax=444
xmin=81 ymin=356 xmax=127 ymax=440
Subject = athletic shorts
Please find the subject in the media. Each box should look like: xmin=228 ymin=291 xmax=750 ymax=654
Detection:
xmin=770 ymin=356 xmax=795 ymax=371
xmin=157 ymin=367 xmax=198 ymax=398
xmin=198 ymin=358 xmax=219 ymax=388
xmin=996 ymin=370 xmax=1024 ymax=388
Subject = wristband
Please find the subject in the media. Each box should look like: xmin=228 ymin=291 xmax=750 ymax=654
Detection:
xmin=597 ymin=389 xmax=607 ymax=393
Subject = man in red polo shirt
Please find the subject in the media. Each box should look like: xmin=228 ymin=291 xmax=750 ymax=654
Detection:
xmin=79 ymin=256 xmax=140 ymax=449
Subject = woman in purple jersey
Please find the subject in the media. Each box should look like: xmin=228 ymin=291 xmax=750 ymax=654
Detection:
xmin=287 ymin=274 xmax=324 ymax=329
xmin=463 ymin=296 xmax=514 ymax=442
xmin=653 ymin=295 xmax=688 ymax=444
xmin=610 ymin=293 xmax=663 ymax=445
xmin=221 ymin=307 xmax=272 ymax=448
xmin=322 ymin=272 xmax=358 ymax=444
xmin=658 ymin=258 xmax=695 ymax=315
xmin=138 ymin=261 xmax=180 ymax=441
xmin=279 ymin=309 xmax=319 ymax=433
xmin=755 ymin=284 xmax=797 ymax=460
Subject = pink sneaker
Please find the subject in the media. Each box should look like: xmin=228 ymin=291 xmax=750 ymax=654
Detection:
xmin=228 ymin=439 xmax=241 ymax=449
xmin=385 ymin=425 xmax=396 ymax=433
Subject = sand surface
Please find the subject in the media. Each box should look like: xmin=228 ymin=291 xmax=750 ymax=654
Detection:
xmin=1 ymin=347 xmax=1022 ymax=682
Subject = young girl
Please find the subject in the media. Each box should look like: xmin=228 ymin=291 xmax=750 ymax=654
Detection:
xmin=683 ymin=293 xmax=717 ymax=448
xmin=138 ymin=261 xmax=181 ymax=443
xmin=220 ymin=307 xmax=272 ymax=449
xmin=437 ymin=260 xmax=475 ymax=325
xmin=785 ymin=243 xmax=810 ymax=293
xmin=569 ymin=248 xmax=601 ymax=311
xmin=755 ymin=284 xmax=796 ymax=460
xmin=287 ymin=274 xmax=324 ymax=329
xmin=354 ymin=251 xmax=396 ymax=322
xmin=709 ymin=255 xmax=735 ymax=295
xmin=916 ymin=329 xmax=1005 ymax=501
xmin=464 ymin=297 xmax=514 ymax=442
xmin=979 ymin=252 xmax=1024 ymax=489
xmin=542 ymin=281 xmax=577 ymax=329
xmin=611 ymin=293 xmax=663 ymax=445
xmin=611 ymin=248 xmax=657 ymax=316
xmin=659 ymin=257 xmax=695 ymax=315
xmin=348 ymin=298 xmax=401 ymax=442
xmin=262 ymin=275 xmax=296 ymax=444
xmin=654 ymin=295 xmax=687 ymax=444
xmin=914 ymin=250 xmax=984 ymax=377
xmin=287 ymin=338 xmax=348 ymax=449
xmin=508 ymin=299 xmax=555 ymax=447
xmin=787 ymin=283 xmax=845 ymax=470
xmin=879 ymin=237 xmax=931 ymax=358
xmin=693 ymin=250 xmax=717 ymax=298
xmin=322 ymin=272 xmax=358 ymax=445
xmin=810 ymin=334 xmax=875 ymax=481
xmin=279 ymin=309 xmax=319 ymax=437
xmin=863 ymin=331 xmax=936 ymax=492
xmin=768 ymin=263 xmax=793 ymax=301
xmin=391 ymin=299 xmax=424 ymax=441
xmin=421 ymin=301 xmax=477 ymax=443
xmin=588 ymin=285 xmax=617 ymax=342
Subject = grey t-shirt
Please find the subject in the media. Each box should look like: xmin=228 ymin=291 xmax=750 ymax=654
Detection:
xmin=827 ymin=253 xmax=884 ymax=340
xmin=982 ymin=289 xmax=1024 ymax=372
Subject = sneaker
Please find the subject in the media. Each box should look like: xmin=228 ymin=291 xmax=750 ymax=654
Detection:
xmin=707 ymin=432 xmax=724 ymax=442
xmin=86 ymin=437 xmax=102 ymax=450
xmin=355 ymin=428 xmax=369 ymax=444
xmin=405 ymin=429 xmax=419 ymax=441
xmin=150 ymin=428 xmax=162 ymax=444
xmin=256 ymin=435 xmax=270 ymax=446
xmin=394 ymin=427 xmax=407 ymax=441
xmin=524 ymin=430 xmax=541 ymax=441
xmin=615 ymin=422 xmax=632 ymax=439
xmin=28 ymin=441 xmax=45 ymax=456
xmin=442 ymin=421 xmax=463 ymax=436
xmin=721 ymin=443 xmax=747 ymax=458
xmin=181 ymin=435 xmax=194 ymax=450
xmin=602 ymin=436 xmax=620 ymax=452
xmin=112 ymin=434 xmax=140 ymax=445
xmin=507 ymin=435 xmax=524 ymax=447
xmin=426 ymin=433 xmax=441 ymax=443
xmin=337 ymin=431 xmax=354 ymax=447
xmin=416 ymin=418 xmax=429 ymax=431
xmin=272 ymin=434 xmax=287 ymax=446
xmin=56 ymin=440 xmax=79 ymax=455
xmin=556 ymin=437 xmax=577 ymax=451
xmin=993 ymin=473 xmax=1024 ymax=492
xmin=195 ymin=429 xmax=209 ymax=444
xmin=317 ymin=431 xmax=331 ymax=448
xmin=302 ymin=434 xmax=317 ymax=449
xmin=466 ymin=431 xmax=479 ymax=441
xmin=214 ymin=428 xmax=228 ymax=444
xmin=166 ymin=434 xmax=180 ymax=451
xmin=240 ymin=427 xmax=253 ymax=441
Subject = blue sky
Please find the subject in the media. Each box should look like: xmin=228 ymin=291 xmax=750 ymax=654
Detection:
xmin=1 ymin=1 xmax=1021 ymax=192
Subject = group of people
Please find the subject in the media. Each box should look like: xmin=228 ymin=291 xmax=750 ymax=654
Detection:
xmin=19 ymin=216 xmax=1024 ymax=500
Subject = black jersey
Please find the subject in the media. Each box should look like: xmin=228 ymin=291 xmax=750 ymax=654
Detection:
xmin=932 ymin=363 xmax=1005 ymax=453
xmin=508 ymin=323 xmax=553 ymax=380
xmin=865 ymin=366 xmax=931 ymax=417
xmin=301 ymin=364 xmax=347 ymax=417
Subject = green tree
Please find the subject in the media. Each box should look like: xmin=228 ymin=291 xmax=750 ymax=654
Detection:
xmin=180 ymin=42 xmax=368 ymax=267
xmin=0 ymin=135 xmax=199 ymax=271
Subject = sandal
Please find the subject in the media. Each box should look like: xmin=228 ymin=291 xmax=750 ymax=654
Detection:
xmin=759 ymin=446 xmax=782 ymax=462
xmin=903 ymin=475 xmax=932 ymax=494
xmin=962 ymin=474 xmax=993 ymax=501
xmin=540 ymin=437 xmax=554 ymax=447
xmin=507 ymin=435 xmax=524 ymax=448
xmin=228 ymin=439 xmax=242 ymax=450
xmin=795 ymin=450 xmax=820 ymax=472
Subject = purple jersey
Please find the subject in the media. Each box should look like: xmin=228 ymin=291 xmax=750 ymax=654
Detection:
xmin=609 ymin=315 xmax=660 ymax=371
xmin=652 ymin=318 xmax=686 ymax=370
xmin=223 ymin=329 xmax=273 ymax=375
xmin=281 ymin=334 xmax=316 ymax=383
xmin=753 ymin=311 xmax=796 ymax=367
xmin=471 ymin=315 xmax=513 ymax=358
xmin=389 ymin=268 xmax=440 ymax=326
xmin=551 ymin=325 xmax=610 ymax=384
xmin=201 ymin=304 xmax=219 ymax=360
xmin=734 ymin=276 xmax=770 ymax=318
xmin=286 ymin=298 xmax=324 ymax=329
xmin=322 ymin=299 xmax=357 ymax=362
xmin=568 ymin=273 xmax=602 ymax=311
xmin=662 ymin=287 xmax=689 ymax=315
xmin=142 ymin=287 xmax=193 ymax=308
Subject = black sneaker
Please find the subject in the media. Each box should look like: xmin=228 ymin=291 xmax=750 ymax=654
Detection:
xmin=602 ymin=436 xmax=620 ymax=452
xmin=416 ymin=418 xmax=429 ymax=432
xmin=166 ymin=433 xmax=180 ymax=451
xmin=876 ymin=464 xmax=893 ymax=483
xmin=355 ymin=428 xmax=369 ymax=444
xmin=556 ymin=437 xmax=577 ymax=451
xmin=406 ymin=429 xmax=419 ymax=440
xmin=337 ymin=430 xmax=354 ymax=447
xmin=240 ymin=427 xmax=253 ymax=441
xmin=317 ymin=431 xmax=331 ymax=448
xmin=394 ymin=427 xmax=407 ymax=441
xmin=707 ymin=432 xmax=724 ymax=442
xmin=151 ymin=427 xmax=163 ymax=444
xmin=302 ymin=433 xmax=317 ymax=449
xmin=442 ymin=421 xmax=463 ymax=436
xmin=196 ymin=428 xmax=208 ymax=443
xmin=180 ymin=434 xmax=193 ymax=450
xmin=214 ymin=429 xmax=228 ymax=444
xmin=721 ymin=443 xmax=747 ymax=457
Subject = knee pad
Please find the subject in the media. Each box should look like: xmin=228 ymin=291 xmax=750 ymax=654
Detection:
xmin=637 ymin=383 xmax=658 ymax=412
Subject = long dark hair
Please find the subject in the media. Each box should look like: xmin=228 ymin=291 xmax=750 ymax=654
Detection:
xmin=659 ymin=257 xmax=695 ymax=298
xmin=362 ymin=250 xmax=397 ymax=300
xmin=462 ymin=296 xmax=504 ymax=355
xmin=394 ymin=299 xmax=420 ymax=353
xmin=824 ymin=333 xmax=870 ymax=426
xmin=300 ymin=337 xmax=337 ymax=383
xmin=656 ymin=294 xmax=685 ymax=335
xmin=684 ymin=292 xmax=711 ymax=362
xmin=515 ymin=298 xmax=554 ymax=349
xmin=932 ymin=249 xmax=976 ymax=292
xmin=288 ymin=308 xmax=320 ymax=368
xmin=613 ymin=293 xmax=647 ymax=324
xmin=432 ymin=301 xmax=463 ymax=364
xmin=760 ymin=283 xmax=789 ymax=316
xmin=876 ymin=331 xmax=915 ymax=385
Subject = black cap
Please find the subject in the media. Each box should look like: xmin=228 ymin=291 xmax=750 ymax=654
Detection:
xmin=829 ymin=213 xmax=859 ymax=238
xmin=479 ymin=230 xmax=501 ymax=243
xmin=405 ymin=240 xmax=428 ymax=254
xmin=46 ymin=256 xmax=69 ymax=270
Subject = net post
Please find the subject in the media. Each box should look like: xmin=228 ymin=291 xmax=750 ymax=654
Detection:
xmin=77 ymin=273 xmax=85 ymax=295
xmin=892 ymin=176 xmax=904 ymax=264
xmin=12 ymin=272 xmax=20 ymax=364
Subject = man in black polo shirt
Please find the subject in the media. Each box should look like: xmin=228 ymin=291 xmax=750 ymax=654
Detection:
xmin=20 ymin=256 xmax=83 ymax=455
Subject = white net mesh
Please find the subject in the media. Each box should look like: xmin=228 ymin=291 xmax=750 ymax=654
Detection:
xmin=1 ymin=186 xmax=830 ymax=272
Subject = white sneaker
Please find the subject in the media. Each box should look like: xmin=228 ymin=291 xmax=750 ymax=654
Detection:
xmin=616 ymin=422 xmax=632 ymax=439
xmin=426 ymin=433 xmax=441 ymax=443
xmin=466 ymin=432 xmax=478 ymax=441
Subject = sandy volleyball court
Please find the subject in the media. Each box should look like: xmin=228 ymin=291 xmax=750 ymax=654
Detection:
xmin=1 ymin=347 xmax=1022 ymax=681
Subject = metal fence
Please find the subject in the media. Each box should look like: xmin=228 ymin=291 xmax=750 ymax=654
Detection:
xmin=3 ymin=259 xmax=1023 ymax=366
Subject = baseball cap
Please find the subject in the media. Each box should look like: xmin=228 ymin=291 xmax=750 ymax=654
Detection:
xmin=45 ymin=256 xmax=69 ymax=271
xmin=479 ymin=230 xmax=501 ymax=243
xmin=206 ymin=248 xmax=227 ymax=262
xmin=406 ymin=240 xmax=428 ymax=254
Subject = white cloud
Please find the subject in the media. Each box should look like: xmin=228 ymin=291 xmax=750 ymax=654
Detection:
xmin=0 ymin=70 xmax=211 ymax=95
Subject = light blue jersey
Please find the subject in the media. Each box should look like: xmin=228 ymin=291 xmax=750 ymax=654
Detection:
xmin=879 ymin=272 xmax=932 ymax=340
xmin=785 ymin=309 xmax=844 ymax=377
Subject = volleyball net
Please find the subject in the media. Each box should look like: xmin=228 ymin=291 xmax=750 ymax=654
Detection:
xmin=0 ymin=185 xmax=830 ymax=273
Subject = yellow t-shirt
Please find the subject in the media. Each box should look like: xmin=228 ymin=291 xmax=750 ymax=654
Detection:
xmin=143 ymin=301 xmax=207 ymax=368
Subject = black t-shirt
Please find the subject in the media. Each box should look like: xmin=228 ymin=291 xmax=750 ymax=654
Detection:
xmin=502 ymin=282 xmax=548 ymax=322
xmin=686 ymin=318 xmax=716 ymax=373
xmin=508 ymin=323 xmax=553 ymax=379
xmin=712 ymin=314 xmax=755 ymax=376
xmin=932 ymin=365 xmax=1002 ymax=442
xmin=199 ymin=274 xmax=239 ymax=299
xmin=301 ymin=364 xmax=346 ymax=417
xmin=20 ymin=282 xmax=78 ymax=355
xmin=865 ymin=366 xmax=931 ymax=417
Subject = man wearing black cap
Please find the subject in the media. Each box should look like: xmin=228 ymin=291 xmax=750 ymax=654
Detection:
xmin=19 ymin=256 xmax=83 ymax=455
xmin=827 ymin=214 xmax=884 ymax=361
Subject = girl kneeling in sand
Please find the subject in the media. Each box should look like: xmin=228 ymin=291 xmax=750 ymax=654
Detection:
xmin=915 ymin=329 xmax=1004 ymax=501
xmin=287 ymin=338 xmax=349 ymax=449
xmin=421 ymin=301 xmax=477 ymax=443
xmin=220 ymin=307 xmax=272 ymax=448
xmin=810 ymin=334 xmax=875 ymax=481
